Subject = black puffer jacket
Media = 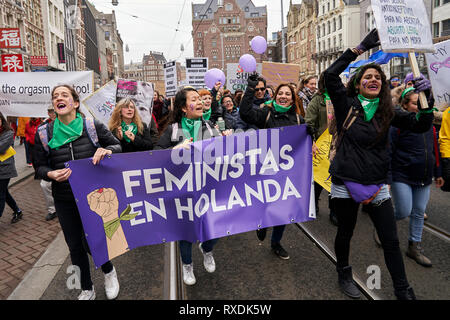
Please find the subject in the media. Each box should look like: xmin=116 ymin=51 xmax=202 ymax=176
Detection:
xmin=33 ymin=119 xmax=121 ymax=201
xmin=114 ymin=122 xmax=153 ymax=153
xmin=239 ymin=84 xmax=304 ymax=129
xmin=324 ymin=49 xmax=434 ymax=185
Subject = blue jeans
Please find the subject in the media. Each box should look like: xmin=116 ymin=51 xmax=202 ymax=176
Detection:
xmin=391 ymin=182 xmax=431 ymax=242
xmin=179 ymin=239 xmax=219 ymax=265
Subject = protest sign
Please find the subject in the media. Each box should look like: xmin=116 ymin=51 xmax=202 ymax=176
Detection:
xmin=186 ymin=58 xmax=208 ymax=89
xmin=312 ymin=129 xmax=332 ymax=193
xmin=371 ymin=0 xmax=434 ymax=53
xmin=82 ymin=80 xmax=117 ymax=126
xmin=68 ymin=125 xmax=315 ymax=267
xmin=0 ymin=71 xmax=94 ymax=117
xmin=164 ymin=61 xmax=178 ymax=98
xmin=262 ymin=62 xmax=301 ymax=89
xmin=116 ymin=79 xmax=154 ymax=126
xmin=425 ymin=39 xmax=450 ymax=111
xmin=226 ymin=63 xmax=263 ymax=93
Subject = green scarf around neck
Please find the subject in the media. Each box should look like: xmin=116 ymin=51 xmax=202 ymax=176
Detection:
xmin=121 ymin=121 xmax=137 ymax=143
xmin=181 ymin=117 xmax=202 ymax=142
xmin=202 ymin=107 xmax=212 ymax=121
xmin=272 ymin=100 xmax=292 ymax=113
xmin=48 ymin=113 xmax=83 ymax=149
xmin=357 ymin=94 xmax=379 ymax=122
xmin=323 ymin=90 xmax=331 ymax=104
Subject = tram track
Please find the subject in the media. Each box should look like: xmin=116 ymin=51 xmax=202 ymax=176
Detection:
xmin=295 ymin=222 xmax=382 ymax=300
xmin=423 ymin=222 xmax=450 ymax=243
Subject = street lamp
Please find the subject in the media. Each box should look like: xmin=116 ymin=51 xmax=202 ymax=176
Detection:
xmin=112 ymin=0 xmax=118 ymax=6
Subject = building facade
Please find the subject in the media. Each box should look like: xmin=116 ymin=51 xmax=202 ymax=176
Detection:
xmin=287 ymin=0 xmax=317 ymax=78
xmin=313 ymin=0 xmax=360 ymax=75
xmin=123 ymin=61 xmax=144 ymax=81
xmin=63 ymin=0 xmax=77 ymax=71
xmin=432 ymin=0 xmax=450 ymax=42
xmin=143 ymin=51 xmax=166 ymax=94
xmin=192 ymin=0 xmax=267 ymax=72
xmin=41 ymin=0 xmax=65 ymax=71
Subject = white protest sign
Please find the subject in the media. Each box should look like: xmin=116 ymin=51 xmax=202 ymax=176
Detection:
xmin=82 ymin=80 xmax=117 ymax=126
xmin=226 ymin=63 xmax=263 ymax=93
xmin=0 ymin=71 xmax=93 ymax=117
xmin=425 ymin=40 xmax=450 ymax=111
xmin=186 ymin=57 xmax=208 ymax=89
xmin=164 ymin=61 xmax=178 ymax=98
xmin=371 ymin=0 xmax=434 ymax=53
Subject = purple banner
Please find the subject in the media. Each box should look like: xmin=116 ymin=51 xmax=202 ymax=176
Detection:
xmin=68 ymin=125 xmax=315 ymax=267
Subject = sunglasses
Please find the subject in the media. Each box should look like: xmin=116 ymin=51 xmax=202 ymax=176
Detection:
xmin=255 ymin=87 xmax=266 ymax=92
xmin=391 ymin=78 xmax=399 ymax=82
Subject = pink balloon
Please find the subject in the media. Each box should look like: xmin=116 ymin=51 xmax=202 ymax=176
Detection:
xmin=204 ymin=68 xmax=226 ymax=90
xmin=251 ymin=36 xmax=267 ymax=54
xmin=239 ymin=54 xmax=257 ymax=73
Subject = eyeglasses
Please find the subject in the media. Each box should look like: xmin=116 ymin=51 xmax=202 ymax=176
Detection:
xmin=255 ymin=87 xmax=266 ymax=92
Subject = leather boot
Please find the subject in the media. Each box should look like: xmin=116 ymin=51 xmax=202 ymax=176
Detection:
xmin=11 ymin=210 xmax=23 ymax=224
xmin=337 ymin=266 xmax=361 ymax=299
xmin=406 ymin=241 xmax=432 ymax=267
xmin=395 ymin=286 xmax=417 ymax=300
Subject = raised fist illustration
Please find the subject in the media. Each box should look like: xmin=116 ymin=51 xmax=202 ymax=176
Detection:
xmin=87 ymin=188 xmax=119 ymax=219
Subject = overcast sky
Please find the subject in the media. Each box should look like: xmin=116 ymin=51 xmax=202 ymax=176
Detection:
xmin=88 ymin=0 xmax=302 ymax=65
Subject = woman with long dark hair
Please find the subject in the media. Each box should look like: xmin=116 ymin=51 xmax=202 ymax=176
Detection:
xmin=239 ymin=78 xmax=311 ymax=260
xmin=323 ymin=29 xmax=435 ymax=300
xmin=155 ymin=87 xmax=221 ymax=286
xmin=0 ymin=112 xmax=23 ymax=223
xmin=33 ymin=85 xmax=122 ymax=300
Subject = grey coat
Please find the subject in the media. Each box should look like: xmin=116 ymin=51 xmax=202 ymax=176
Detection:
xmin=0 ymin=130 xmax=17 ymax=180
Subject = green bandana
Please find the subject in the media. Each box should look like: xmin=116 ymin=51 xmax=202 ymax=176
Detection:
xmin=323 ymin=90 xmax=331 ymax=104
xmin=181 ymin=117 xmax=202 ymax=142
xmin=103 ymin=205 xmax=138 ymax=240
xmin=272 ymin=101 xmax=292 ymax=113
xmin=121 ymin=121 xmax=138 ymax=143
xmin=358 ymin=94 xmax=379 ymax=122
xmin=48 ymin=113 xmax=83 ymax=149
xmin=202 ymin=107 xmax=212 ymax=121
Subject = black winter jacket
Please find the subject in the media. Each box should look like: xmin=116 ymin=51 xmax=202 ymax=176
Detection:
xmin=115 ymin=123 xmax=153 ymax=153
xmin=154 ymin=119 xmax=221 ymax=150
xmin=324 ymin=49 xmax=434 ymax=185
xmin=239 ymin=85 xmax=304 ymax=129
xmin=390 ymin=122 xmax=442 ymax=186
xmin=33 ymin=119 xmax=121 ymax=201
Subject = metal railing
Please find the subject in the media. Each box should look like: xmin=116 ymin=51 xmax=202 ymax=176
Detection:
xmin=163 ymin=241 xmax=185 ymax=300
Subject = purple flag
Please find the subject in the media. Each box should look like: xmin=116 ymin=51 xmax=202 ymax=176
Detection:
xmin=68 ymin=125 xmax=315 ymax=267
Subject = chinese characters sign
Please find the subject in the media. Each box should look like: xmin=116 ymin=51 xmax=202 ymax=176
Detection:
xmin=1 ymin=54 xmax=24 ymax=72
xmin=0 ymin=28 xmax=21 ymax=49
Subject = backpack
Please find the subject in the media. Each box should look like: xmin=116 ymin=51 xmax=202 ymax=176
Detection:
xmin=37 ymin=118 xmax=100 ymax=154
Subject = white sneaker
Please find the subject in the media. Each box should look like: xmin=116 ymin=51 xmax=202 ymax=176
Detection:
xmin=78 ymin=286 xmax=96 ymax=300
xmin=182 ymin=263 xmax=196 ymax=285
xmin=104 ymin=267 xmax=120 ymax=300
xmin=199 ymin=243 xmax=216 ymax=273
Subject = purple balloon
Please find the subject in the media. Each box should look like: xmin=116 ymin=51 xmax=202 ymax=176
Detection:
xmin=239 ymin=54 xmax=257 ymax=73
xmin=204 ymin=68 xmax=226 ymax=90
xmin=251 ymin=36 xmax=267 ymax=54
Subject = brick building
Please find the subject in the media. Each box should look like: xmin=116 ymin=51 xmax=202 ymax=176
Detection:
xmin=143 ymin=51 xmax=166 ymax=94
xmin=192 ymin=0 xmax=267 ymax=73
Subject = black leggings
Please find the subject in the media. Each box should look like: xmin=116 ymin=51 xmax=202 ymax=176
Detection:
xmin=54 ymin=198 xmax=113 ymax=290
xmin=332 ymin=197 xmax=409 ymax=291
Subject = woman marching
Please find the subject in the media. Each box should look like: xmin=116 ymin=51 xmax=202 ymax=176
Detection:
xmin=389 ymin=87 xmax=444 ymax=267
xmin=323 ymin=29 xmax=435 ymax=300
xmin=155 ymin=87 xmax=222 ymax=286
xmin=108 ymin=98 xmax=153 ymax=153
xmin=239 ymin=76 xmax=312 ymax=260
xmin=33 ymin=85 xmax=122 ymax=300
xmin=0 ymin=112 xmax=23 ymax=223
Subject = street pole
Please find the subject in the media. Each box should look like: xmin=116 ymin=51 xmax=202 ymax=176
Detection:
xmin=281 ymin=0 xmax=286 ymax=63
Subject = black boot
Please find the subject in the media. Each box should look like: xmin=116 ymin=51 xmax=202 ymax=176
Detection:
xmin=337 ymin=266 xmax=361 ymax=299
xmin=11 ymin=210 xmax=23 ymax=224
xmin=395 ymin=286 xmax=417 ymax=300
xmin=256 ymin=228 xmax=267 ymax=241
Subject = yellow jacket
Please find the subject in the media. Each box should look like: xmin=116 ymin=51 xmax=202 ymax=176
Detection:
xmin=439 ymin=107 xmax=450 ymax=158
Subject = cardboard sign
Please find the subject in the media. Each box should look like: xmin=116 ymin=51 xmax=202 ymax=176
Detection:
xmin=371 ymin=0 xmax=434 ymax=53
xmin=164 ymin=61 xmax=178 ymax=98
xmin=82 ymin=80 xmax=117 ymax=126
xmin=186 ymin=58 xmax=208 ymax=89
xmin=425 ymin=39 xmax=450 ymax=111
xmin=226 ymin=63 xmax=263 ymax=93
xmin=312 ymin=129 xmax=332 ymax=193
xmin=262 ymin=62 xmax=301 ymax=89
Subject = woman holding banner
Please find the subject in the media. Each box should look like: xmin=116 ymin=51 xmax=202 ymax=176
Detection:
xmin=108 ymin=98 xmax=153 ymax=153
xmin=33 ymin=85 xmax=122 ymax=300
xmin=155 ymin=87 xmax=221 ymax=286
xmin=239 ymin=78 xmax=310 ymax=260
xmin=389 ymin=87 xmax=444 ymax=268
xmin=324 ymin=29 xmax=435 ymax=300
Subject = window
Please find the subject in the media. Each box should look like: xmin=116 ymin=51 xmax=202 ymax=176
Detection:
xmin=433 ymin=22 xmax=440 ymax=37
xmin=443 ymin=19 xmax=450 ymax=36
xmin=333 ymin=18 xmax=336 ymax=32
xmin=251 ymin=12 xmax=259 ymax=17
xmin=338 ymin=15 xmax=342 ymax=29
xmin=105 ymin=31 xmax=110 ymax=40
xmin=245 ymin=7 xmax=249 ymax=12
xmin=225 ymin=3 xmax=233 ymax=11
